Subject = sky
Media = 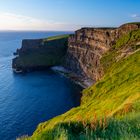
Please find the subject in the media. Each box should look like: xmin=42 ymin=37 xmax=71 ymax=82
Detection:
xmin=0 ymin=0 xmax=140 ymax=31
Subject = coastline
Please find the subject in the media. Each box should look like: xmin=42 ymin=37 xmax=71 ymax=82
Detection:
xmin=51 ymin=66 xmax=94 ymax=88
xmin=13 ymin=22 xmax=140 ymax=140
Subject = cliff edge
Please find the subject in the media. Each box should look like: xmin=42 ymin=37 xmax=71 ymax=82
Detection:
xmin=12 ymin=35 xmax=69 ymax=72
xmin=13 ymin=23 xmax=140 ymax=86
xmin=65 ymin=23 xmax=140 ymax=82
xmin=17 ymin=22 xmax=140 ymax=140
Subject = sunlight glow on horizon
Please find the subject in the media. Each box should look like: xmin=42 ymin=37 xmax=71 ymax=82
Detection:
xmin=0 ymin=0 xmax=139 ymax=31
xmin=0 ymin=12 xmax=83 ymax=31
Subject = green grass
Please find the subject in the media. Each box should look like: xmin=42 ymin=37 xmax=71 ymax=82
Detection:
xmin=112 ymin=29 xmax=140 ymax=49
xmin=26 ymin=113 xmax=140 ymax=140
xmin=20 ymin=50 xmax=140 ymax=140
xmin=21 ymin=48 xmax=140 ymax=140
xmin=43 ymin=34 xmax=70 ymax=42
xmin=101 ymin=29 xmax=140 ymax=72
xmin=18 ymin=30 xmax=140 ymax=140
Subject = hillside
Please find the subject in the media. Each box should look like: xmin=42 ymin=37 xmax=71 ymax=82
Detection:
xmin=18 ymin=26 xmax=140 ymax=140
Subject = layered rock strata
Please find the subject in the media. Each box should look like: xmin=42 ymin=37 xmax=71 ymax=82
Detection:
xmin=12 ymin=23 xmax=140 ymax=83
xmin=65 ymin=23 xmax=140 ymax=81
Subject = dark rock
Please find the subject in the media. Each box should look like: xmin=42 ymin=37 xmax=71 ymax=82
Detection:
xmin=12 ymin=36 xmax=69 ymax=73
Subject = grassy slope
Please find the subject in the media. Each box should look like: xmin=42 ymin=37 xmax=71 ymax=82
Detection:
xmin=101 ymin=29 xmax=140 ymax=72
xmin=18 ymin=30 xmax=140 ymax=140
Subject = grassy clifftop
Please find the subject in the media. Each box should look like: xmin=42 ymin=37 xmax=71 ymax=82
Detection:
xmin=101 ymin=29 xmax=140 ymax=73
xmin=44 ymin=34 xmax=70 ymax=41
xmin=19 ymin=30 xmax=140 ymax=140
xmin=12 ymin=34 xmax=69 ymax=71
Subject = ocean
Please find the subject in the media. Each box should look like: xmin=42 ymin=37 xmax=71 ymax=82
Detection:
xmin=0 ymin=31 xmax=82 ymax=140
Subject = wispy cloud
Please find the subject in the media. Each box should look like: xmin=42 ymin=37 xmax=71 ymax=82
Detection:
xmin=0 ymin=12 xmax=81 ymax=31
xmin=130 ymin=14 xmax=140 ymax=18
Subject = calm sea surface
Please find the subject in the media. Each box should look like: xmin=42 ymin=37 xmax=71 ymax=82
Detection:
xmin=0 ymin=31 xmax=82 ymax=140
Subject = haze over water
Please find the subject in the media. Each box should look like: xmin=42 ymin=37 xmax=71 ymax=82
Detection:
xmin=0 ymin=31 xmax=82 ymax=140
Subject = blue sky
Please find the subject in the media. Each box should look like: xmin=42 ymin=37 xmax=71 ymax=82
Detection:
xmin=0 ymin=0 xmax=140 ymax=30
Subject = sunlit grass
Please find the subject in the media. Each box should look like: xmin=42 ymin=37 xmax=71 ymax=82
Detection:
xmin=18 ymin=29 xmax=140 ymax=140
xmin=25 ymin=49 xmax=140 ymax=140
xmin=44 ymin=34 xmax=70 ymax=42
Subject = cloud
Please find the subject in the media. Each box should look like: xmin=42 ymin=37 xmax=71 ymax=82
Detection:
xmin=0 ymin=12 xmax=81 ymax=31
xmin=131 ymin=14 xmax=140 ymax=18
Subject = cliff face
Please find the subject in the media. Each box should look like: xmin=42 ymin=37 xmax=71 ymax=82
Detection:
xmin=12 ymin=23 xmax=140 ymax=81
xmin=17 ymin=23 xmax=140 ymax=140
xmin=65 ymin=23 xmax=140 ymax=82
xmin=20 ymin=27 xmax=140 ymax=140
xmin=12 ymin=35 xmax=69 ymax=72
xmin=16 ymin=39 xmax=43 ymax=55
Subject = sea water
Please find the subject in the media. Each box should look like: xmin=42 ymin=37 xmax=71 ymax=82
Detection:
xmin=0 ymin=31 xmax=82 ymax=140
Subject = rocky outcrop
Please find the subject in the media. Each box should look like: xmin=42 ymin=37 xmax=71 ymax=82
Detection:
xmin=12 ymin=35 xmax=69 ymax=72
xmin=65 ymin=23 xmax=140 ymax=82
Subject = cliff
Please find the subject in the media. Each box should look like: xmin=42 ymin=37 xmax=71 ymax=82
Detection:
xmin=18 ymin=23 xmax=140 ymax=140
xmin=16 ymin=23 xmax=140 ymax=140
xmin=12 ymin=35 xmax=69 ymax=72
xmin=13 ymin=23 xmax=139 ymax=80
xmin=65 ymin=23 xmax=140 ymax=82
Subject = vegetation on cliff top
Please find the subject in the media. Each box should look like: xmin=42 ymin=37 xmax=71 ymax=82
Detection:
xmin=44 ymin=34 xmax=70 ymax=41
xmin=13 ymin=34 xmax=69 ymax=70
xmin=18 ymin=29 xmax=140 ymax=140
xmin=122 ymin=22 xmax=140 ymax=26
xmin=101 ymin=29 xmax=140 ymax=72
